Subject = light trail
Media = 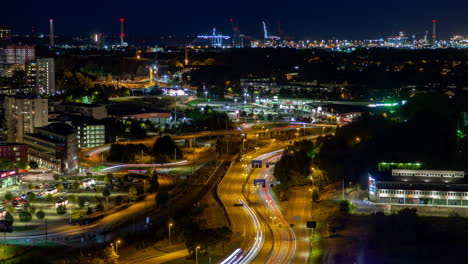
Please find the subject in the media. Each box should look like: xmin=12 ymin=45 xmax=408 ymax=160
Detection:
xmin=100 ymin=160 xmax=188 ymax=172
xmin=253 ymin=152 xmax=297 ymax=264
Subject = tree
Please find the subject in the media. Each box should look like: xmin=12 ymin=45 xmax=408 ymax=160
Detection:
xmin=104 ymin=174 xmax=113 ymax=183
xmin=128 ymin=186 xmax=139 ymax=202
xmin=153 ymin=136 xmax=182 ymax=160
xmin=19 ymin=211 xmax=32 ymax=223
xmin=102 ymin=188 xmax=111 ymax=210
xmin=4 ymin=192 xmax=13 ymax=201
xmin=0 ymin=159 xmax=11 ymax=171
xmin=105 ymin=74 xmax=113 ymax=83
xmin=95 ymin=202 xmax=104 ymax=212
xmin=156 ymin=186 xmax=169 ymax=208
xmin=56 ymin=183 xmax=64 ymax=192
xmin=339 ymin=200 xmax=353 ymax=215
xmin=130 ymin=121 xmax=147 ymax=139
xmin=36 ymin=210 xmax=45 ymax=220
xmin=114 ymin=195 xmax=123 ymax=206
xmin=56 ymin=206 xmax=67 ymax=215
xmin=86 ymin=207 xmax=93 ymax=215
xmin=45 ymin=194 xmax=54 ymax=202
xmin=72 ymin=208 xmax=83 ymax=220
xmin=72 ymin=181 xmax=80 ymax=192
xmin=149 ymin=171 xmax=159 ymax=191
xmin=103 ymin=244 xmax=119 ymax=264
xmin=312 ymin=188 xmax=320 ymax=202
xmin=16 ymin=160 xmax=29 ymax=170
xmin=68 ymin=194 xmax=78 ymax=203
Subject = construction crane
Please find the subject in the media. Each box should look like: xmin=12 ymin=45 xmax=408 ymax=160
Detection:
xmin=262 ymin=21 xmax=280 ymax=40
xmin=197 ymin=28 xmax=230 ymax=48
xmin=230 ymin=18 xmax=242 ymax=47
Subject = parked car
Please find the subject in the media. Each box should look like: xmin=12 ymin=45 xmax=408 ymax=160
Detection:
xmin=55 ymin=198 xmax=68 ymax=208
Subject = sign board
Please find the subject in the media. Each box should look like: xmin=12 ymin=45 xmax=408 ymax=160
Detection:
xmin=306 ymin=221 xmax=316 ymax=229
xmin=253 ymin=179 xmax=266 ymax=186
xmin=252 ymin=160 xmax=263 ymax=168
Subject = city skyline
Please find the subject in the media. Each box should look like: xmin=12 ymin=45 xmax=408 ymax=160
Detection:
xmin=3 ymin=0 xmax=468 ymax=40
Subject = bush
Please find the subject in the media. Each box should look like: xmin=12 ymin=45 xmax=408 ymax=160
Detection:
xmin=36 ymin=210 xmax=45 ymax=219
xmin=45 ymin=194 xmax=54 ymax=202
xmin=95 ymin=202 xmax=104 ymax=212
xmin=86 ymin=207 xmax=93 ymax=215
xmin=4 ymin=192 xmax=13 ymax=201
xmin=114 ymin=195 xmax=123 ymax=206
xmin=312 ymin=188 xmax=320 ymax=202
xmin=27 ymin=192 xmax=36 ymax=202
xmin=56 ymin=206 xmax=67 ymax=215
xmin=19 ymin=211 xmax=32 ymax=222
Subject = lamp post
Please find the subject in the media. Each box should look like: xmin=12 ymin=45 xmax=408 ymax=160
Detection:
xmin=169 ymin=223 xmax=173 ymax=245
xmin=205 ymin=91 xmax=208 ymax=103
xmin=196 ymin=246 xmax=200 ymax=264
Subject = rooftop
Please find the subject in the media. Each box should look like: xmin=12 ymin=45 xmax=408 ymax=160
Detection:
xmin=37 ymin=123 xmax=77 ymax=136
xmin=61 ymin=102 xmax=104 ymax=108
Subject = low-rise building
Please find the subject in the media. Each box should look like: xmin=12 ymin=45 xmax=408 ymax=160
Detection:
xmin=369 ymin=169 xmax=468 ymax=206
xmin=54 ymin=103 xmax=107 ymax=120
xmin=24 ymin=123 xmax=78 ymax=175
xmin=126 ymin=112 xmax=172 ymax=125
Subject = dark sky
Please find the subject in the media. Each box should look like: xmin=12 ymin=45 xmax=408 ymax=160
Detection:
xmin=3 ymin=0 xmax=468 ymax=40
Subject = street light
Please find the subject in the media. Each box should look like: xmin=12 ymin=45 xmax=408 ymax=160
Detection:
xmin=169 ymin=223 xmax=173 ymax=245
xmin=196 ymin=245 xmax=200 ymax=264
xmin=205 ymin=91 xmax=208 ymax=103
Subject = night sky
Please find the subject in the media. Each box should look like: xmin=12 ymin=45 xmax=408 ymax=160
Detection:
xmin=3 ymin=0 xmax=468 ymax=40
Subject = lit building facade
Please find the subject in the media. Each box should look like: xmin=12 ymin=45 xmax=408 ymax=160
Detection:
xmin=0 ymin=26 xmax=11 ymax=41
xmin=0 ymin=143 xmax=28 ymax=163
xmin=71 ymin=118 xmax=105 ymax=149
xmin=4 ymin=96 xmax=48 ymax=143
xmin=369 ymin=169 xmax=468 ymax=206
xmin=24 ymin=123 xmax=78 ymax=175
xmin=3 ymin=45 xmax=35 ymax=64
xmin=35 ymin=58 xmax=55 ymax=94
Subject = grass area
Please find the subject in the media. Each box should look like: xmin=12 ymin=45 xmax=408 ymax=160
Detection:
xmin=187 ymin=98 xmax=205 ymax=106
xmin=0 ymin=244 xmax=28 ymax=261
xmin=164 ymin=253 xmax=224 ymax=264
xmin=13 ymin=225 xmax=39 ymax=232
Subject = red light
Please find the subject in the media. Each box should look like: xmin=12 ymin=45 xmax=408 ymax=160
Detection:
xmin=121 ymin=34 xmax=125 ymax=37
xmin=432 ymin=20 xmax=438 ymax=23
xmin=120 ymin=18 xmax=125 ymax=22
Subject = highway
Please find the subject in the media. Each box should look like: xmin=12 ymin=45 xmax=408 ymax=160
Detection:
xmin=217 ymin=154 xmax=268 ymax=264
xmin=253 ymin=153 xmax=297 ymax=264
xmin=219 ymin=133 xmax=330 ymax=264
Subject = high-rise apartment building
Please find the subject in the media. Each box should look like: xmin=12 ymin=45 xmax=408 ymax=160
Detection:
xmin=4 ymin=96 xmax=48 ymax=143
xmin=3 ymin=45 xmax=35 ymax=65
xmin=0 ymin=26 xmax=11 ymax=41
xmin=26 ymin=58 xmax=55 ymax=94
